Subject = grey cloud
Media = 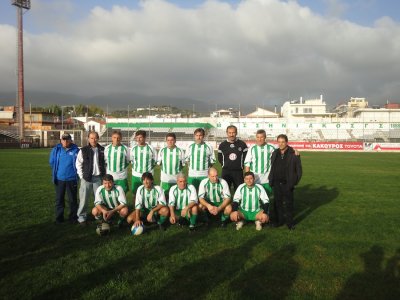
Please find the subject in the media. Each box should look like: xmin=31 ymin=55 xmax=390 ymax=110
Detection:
xmin=1 ymin=0 xmax=399 ymax=109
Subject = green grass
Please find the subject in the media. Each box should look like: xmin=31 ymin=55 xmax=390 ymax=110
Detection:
xmin=0 ymin=149 xmax=399 ymax=299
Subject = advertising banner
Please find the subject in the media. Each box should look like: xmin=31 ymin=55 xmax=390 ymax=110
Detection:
xmin=245 ymin=141 xmax=364 ymax=151
xmin=364 ymin=143 xmax=400 ymax=151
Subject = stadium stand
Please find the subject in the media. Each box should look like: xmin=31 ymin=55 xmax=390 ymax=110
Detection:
xmin=100 ymin=122 xmax=214 ymax=145
xmin=90 ymin=117 xmax=400 ymax=147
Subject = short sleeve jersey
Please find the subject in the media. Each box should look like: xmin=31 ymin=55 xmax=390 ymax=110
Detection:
xmin=157 ymin=146 xmax=185 ymax=183
xmin=169 ymin=184 xmax=198 ymax=210
xmin=135 ymin=185 xmax=166 ymax=210
xmin=130 ymin=143 xmax=157 ymax=178
xmin=94 ymin=185 xmax=127 ymax=209
xmin=233 ymin=183 xmax=269 ymax=212
xmin=104 ymin=144 xmax=130 ymax=180
xmin=198 ymin=178 xmax=231 ymax=205
xmin=185 ymin=142 xmax=216 ymax=178
xmin=244 ymin=143 xmax=276 ymax=184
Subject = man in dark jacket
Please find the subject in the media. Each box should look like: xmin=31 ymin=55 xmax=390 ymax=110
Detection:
xmin=268 ymin=134 xmax=302 ymax=230
xmin=76 ymin=131 xmax=106 ymax=225
xmin=49 ymin=133 xmax=80 ymax=224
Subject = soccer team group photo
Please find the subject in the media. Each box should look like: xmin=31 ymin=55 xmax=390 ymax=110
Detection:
xmin=50 ymin=126 xmax=302 ymax=235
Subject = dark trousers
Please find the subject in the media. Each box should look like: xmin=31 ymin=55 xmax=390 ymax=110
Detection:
xmin=55 ymin=180 xmax=78 ymax=222
xmin=222 ymin=169 xmax=244 ymax=191
xmin=272 ymin=183 xmax=294 ymax=226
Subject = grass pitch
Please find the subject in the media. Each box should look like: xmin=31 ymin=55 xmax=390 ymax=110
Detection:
xmin=0 ymin=149 xmax=399 ymax=299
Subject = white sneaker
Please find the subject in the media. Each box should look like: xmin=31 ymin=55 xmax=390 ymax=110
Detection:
xmin=255 ymin=220 xmax=262 ymax=231
xmin=236 ymin=221 xmax=244 ymax=231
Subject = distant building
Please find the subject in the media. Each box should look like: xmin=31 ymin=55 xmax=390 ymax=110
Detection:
xmin=0 ymin=106 xmax=16 ymax=112
xmin=349 ymin=97 xmax=369 ymax=108
xmin=333 ymin=97 xmax=369 ymax=117
xmin=245 ymin=107 xmax=278 ymax=118
xmin=74 ymin=117 xmax=106 ymax=133
xmin=281 ymin=95 xmax=333 ymax=118
xmin=0 ymin=106 xmax=16 ymax=125
xmin=0 ymin=106 xmax=63 ymax=129
xmin=352 ymin=108 xmax=400 ymax=122
xmin=210 ymin=108 xmax=239 ymax=118
xmin=24 ymin=111 xmax=62 ymax=130
xmin=384 ymin=103 xmax=400 ymax=109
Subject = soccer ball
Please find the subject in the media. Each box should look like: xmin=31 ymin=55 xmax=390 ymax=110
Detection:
xmin=96 ymin=222 xmax=111 ymax=236
xmin=131 ymin=224 xmax=144 ymax=236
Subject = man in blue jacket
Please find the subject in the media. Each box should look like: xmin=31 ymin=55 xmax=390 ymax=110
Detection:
xmin=49 ymin=133 xmax=80 ymax=224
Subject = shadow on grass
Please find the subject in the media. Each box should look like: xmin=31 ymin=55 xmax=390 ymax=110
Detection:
xmin=145 ymin=235 xmax=284 ymax=299
xmin=288 ymin=184 xmax=339 ymax=225
xmin=0 ymin=221 xmax=126 ymax=279
xmin=230 ymin=244 xmax=298 ymax=299
xmin=33 ymin=228 xmax=209 ymax=299
xmin=337 ymin=246 xmax=400 ymax=299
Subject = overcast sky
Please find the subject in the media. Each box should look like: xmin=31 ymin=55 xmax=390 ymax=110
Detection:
xmin=1 ymin=0 xmax=399 ymax=108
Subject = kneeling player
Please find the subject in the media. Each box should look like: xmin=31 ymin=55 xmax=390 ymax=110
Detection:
xmin=198 ymin=167 xmax=232 ymax=227
xmin=127 ymin=172 xmax=169 ymax=230
xmin=169 ymin=173 xmax=198 ymax=231
xmin=92 ymin=174 xmax=129 ymax=227
xmin=230 ymin=171 xmax=269 ymax=231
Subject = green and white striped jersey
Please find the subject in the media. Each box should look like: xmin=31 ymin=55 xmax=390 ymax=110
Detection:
xmin=135 ymin=185 xmax=166 ymax=210
xmin=157 ymin=146 xmax=185 ymax=183
xmin=185 ymin=142 xmax=216 ymax=177
xmin=198 ymin=178 xmax=231 ymax=205
xmin=244 ymin=143 xmax=276 ymax=184
xmin=169 ymin=184 xmax=198 ymax=210
xmin=233 ymin=183 xmax=269 ymax=212
xmin=104 ymin=144 xmax=130 ymax=180
xmin=94 ymin=185 xmax=127 ymax=209
xmin=130 ymin=143 xmax=157 ymax=177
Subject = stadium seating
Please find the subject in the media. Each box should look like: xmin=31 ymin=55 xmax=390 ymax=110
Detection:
xmin=99 ymin=120 xmax=400 ymax=145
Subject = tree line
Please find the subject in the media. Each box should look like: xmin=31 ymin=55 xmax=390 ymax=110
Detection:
xmin=31 ymin=104 xmax=104 ymax=117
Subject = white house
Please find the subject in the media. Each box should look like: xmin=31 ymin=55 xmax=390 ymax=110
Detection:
xmin=73 ymin=117 xmax=106 ymax=133
xmin=281 ymin=95 xmax=333 ymax=118
xmin=245 ymin=107 xmax=278 ymax=118
xmin=210 ymin=108 xmax=239 ymax=118
xmin=352 ymin=108 xmax=400 ymax=122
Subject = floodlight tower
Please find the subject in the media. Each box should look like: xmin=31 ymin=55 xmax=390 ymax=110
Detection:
xmin=12 ymin=0 xmax=31 ymax=142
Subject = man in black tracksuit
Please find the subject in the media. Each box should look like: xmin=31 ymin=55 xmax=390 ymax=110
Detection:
xmin=218 ymin=125 xmax=248 ymax=191
xmin=268 ymin=134 xmax=302 ymax=230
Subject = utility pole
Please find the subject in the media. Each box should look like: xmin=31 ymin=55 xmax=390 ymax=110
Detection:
xmin=12 ymin=0 xmax=31 ymax=142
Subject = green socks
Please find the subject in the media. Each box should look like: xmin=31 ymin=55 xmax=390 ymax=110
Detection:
xmin=221 ymin=214 xmax=229 ymax=222
xmin=190 ymin=214 xmax=197 ymax=226
xmin=158 ymin=215 xmax=167 ymax=224
xmin=117 ymin=217 xmax=125 ymax=225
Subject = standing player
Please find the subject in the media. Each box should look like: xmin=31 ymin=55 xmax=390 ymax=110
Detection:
xmin=157 ymin=133 xmax=185 ymax=198
xmin=169 ymin=173 xmax=199 ymax=231
xmin=244 ymin=129 xmax=276 ymax=196
xmin=218 ymin=125 xmax=248 ymax=191
xmin=92 ymin=174 xmax=128 ymax=227
xmin=127 ymin=172 xmax=169 ymax=230
xmin=130 ymin=130 xmax=157 ymax=203
xmin=185 ymin=128 xmax=216 ymax=191
xmin=104 ymin=130 xmax=130 ymax=193
xmin=230 ymin=172 xmax=270 ymax=231
xmin=198 ymin=167 xmax=232 ymax=227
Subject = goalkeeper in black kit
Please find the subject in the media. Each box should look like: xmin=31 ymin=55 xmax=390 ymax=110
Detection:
xmin=218 ymin=125 xmax=248 ymax=191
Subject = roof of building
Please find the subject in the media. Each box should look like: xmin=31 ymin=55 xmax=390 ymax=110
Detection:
xmin=246 ymin=107 xmax=278 ymax=118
